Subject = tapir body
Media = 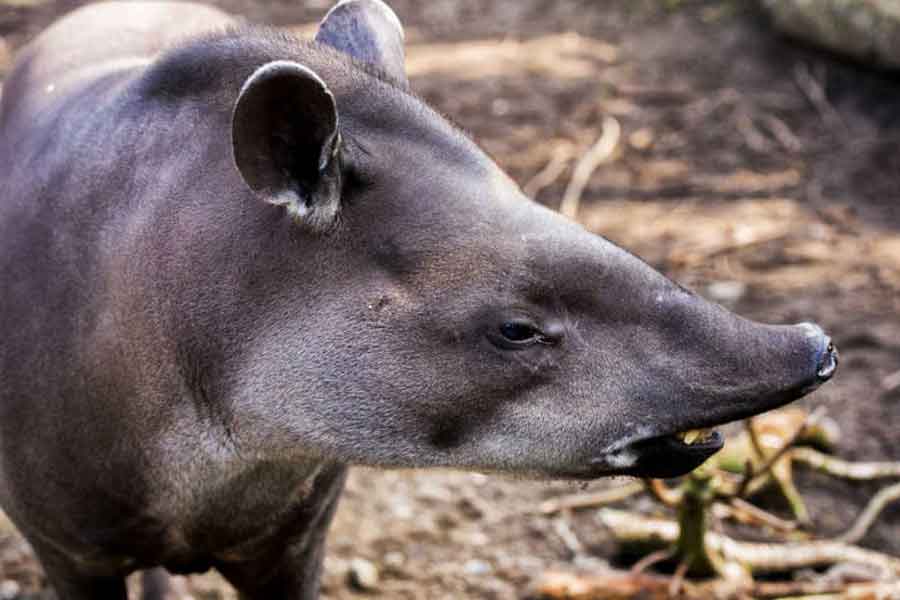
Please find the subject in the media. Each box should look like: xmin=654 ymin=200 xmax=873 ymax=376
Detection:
xmin=0 ymin=2 xmax=837 ymax=599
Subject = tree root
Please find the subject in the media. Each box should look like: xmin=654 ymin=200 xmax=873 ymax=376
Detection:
xmin=837 ymin=481 xmax=900 ymax=544
xmin=538 ymin=482 xmax=645 ymax=515
xmin=559 ymin=115 xmax=620 ymax=220
xmin=791 ymin=447 xmax=900 ymax=481
xmin=530 ymin=569 xmax=900 ymax=600
xmin=596 ymin=508 xmax=900 ymax=577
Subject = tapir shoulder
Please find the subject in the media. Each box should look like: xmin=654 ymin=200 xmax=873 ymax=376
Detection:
xmin=0 ymin=3 xmax=234 ymax=129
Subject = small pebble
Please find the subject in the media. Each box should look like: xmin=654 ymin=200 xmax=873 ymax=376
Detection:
xmin=468 ymin=472 xmax=489 ymax=486
xmin=706 ymin=280 xmax=747 ymax=304
xmin=347 ymin=557 xmax=380 ymax=591
xmin=383 ymin=551 xmax=406 ymax=569
xmin=463 ymin=558 xmax=492 ymax=576
xmin=492 ymin=98 xmax=511 ymax=116
xmin=0 ymin=580 xmax=19 ymax=600
xmin=628 ymin=127 xmax=654 ymax=150
xmin=390 ymin=501 xmax=414 ymax=519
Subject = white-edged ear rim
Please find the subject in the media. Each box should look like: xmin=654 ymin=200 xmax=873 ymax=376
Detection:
xmin=231 ymin=60 xmax=342 ymax=231
xmin=236 ymin=61 xmax=340 ymax=170
xmin=323 ymin=0 xmax=404 ymax=39
xmin=315 ymin=0 xmax=407 ymax=87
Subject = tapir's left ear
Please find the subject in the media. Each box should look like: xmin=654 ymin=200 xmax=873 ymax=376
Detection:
xmin=232 ymin=60 xmax=341 ymax=231
xmin=315 ymin=0 xmax=407 ymax=88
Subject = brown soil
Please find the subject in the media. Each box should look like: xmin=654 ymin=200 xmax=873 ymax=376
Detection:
xmin=1 ymin=1 xmax=898 ymax=598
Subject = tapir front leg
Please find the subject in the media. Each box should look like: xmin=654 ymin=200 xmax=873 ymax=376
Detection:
xmin=141 ymin=567 xmax=174 ymax=600
xmin=220 ymin=541 xmax=327 ymax=600
xmin=217 ymin=468 xmax=347 ymax=600
xmin=30 ymin=541 xmax=127 ymax=600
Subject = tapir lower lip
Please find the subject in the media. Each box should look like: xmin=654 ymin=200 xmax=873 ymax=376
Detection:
xmin=622 ymin=431 xmax=724 ymax=478
xmin=582 ymin=430 xmax=724 ymax=480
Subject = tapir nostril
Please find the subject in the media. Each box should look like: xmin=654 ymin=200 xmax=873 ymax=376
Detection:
xmin=817 ymin=337 xmax=838 ymax=381
xmin=795 ymin=322 xmax=838 ymax=386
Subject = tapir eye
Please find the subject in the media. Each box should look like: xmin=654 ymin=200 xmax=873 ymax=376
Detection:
xmin=489 ymin=320 xmax=552 ymax=350
xmin=499 ymin=322 xmax=539 ymax=342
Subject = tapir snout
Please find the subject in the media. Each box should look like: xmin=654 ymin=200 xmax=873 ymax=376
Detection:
xmin=577 ymin=295 xmax=840 ymax=479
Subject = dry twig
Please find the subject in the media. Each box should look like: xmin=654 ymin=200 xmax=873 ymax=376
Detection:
xmin=791 ymin=447 xmax=900 ymax=480
xmin=731 ymin=407 xmax=825 ymax=499
xmin=723 ymin=497 xmax=798 ymax=534
xmin=530 ymin=570 xmax=900 ymax=600
xmin=736 ymin=110 xmax=774 ymax=153
xmin=597 ymin=508 xmax=900 ymax=576
xmin=753 ymin=580 xmax=900 ymax=599
xmin=629 ymin=548 xmax=674 ymax=575
xmin=524 ymin=144 xmax=573 ymax=199
xmin=837 ymin=481 xmax=900 ymax=545
xmin=538 ymin=481 xmax=644 ymax=515
xmin=745 ymin=419 xmax=766 ymax=460
xmin=644 ymin=479 xmax=682 ymax=508
xmin=668 ymin=560 xmax=689 ymax=598
xmin=881 ymin=368 xmax=900 ymax=392
xmin=559 ymin=116 xmax=620 ymax=220
xmin=552 ymin=514 xmax=586 ymax=558
xmin=762 ymin=114 xmax=803 ymax=153
xmin=794 ymin=62 xmax=846 ymax=133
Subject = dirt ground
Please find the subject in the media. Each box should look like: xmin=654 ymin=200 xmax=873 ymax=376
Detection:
xmin=1 ymin=1 xmax=899 ymax=598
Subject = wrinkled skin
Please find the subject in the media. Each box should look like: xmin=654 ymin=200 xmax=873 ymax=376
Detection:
xmin=0 ymin=1 xmax=836 ymax=599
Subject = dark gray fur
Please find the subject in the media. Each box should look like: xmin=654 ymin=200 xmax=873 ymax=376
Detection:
xmin=0 ymin=2 xmax=835 ymax=599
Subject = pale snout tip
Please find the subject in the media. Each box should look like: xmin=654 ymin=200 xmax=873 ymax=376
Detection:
xmin=796 ymin=322 xmax=839 ymax=383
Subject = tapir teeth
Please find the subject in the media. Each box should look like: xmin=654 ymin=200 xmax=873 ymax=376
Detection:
xmin=676 ymin=428 xmax=714 ymax=445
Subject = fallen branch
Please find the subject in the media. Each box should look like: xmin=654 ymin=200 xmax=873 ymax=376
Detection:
xmin=792 ymin=447 xmax=900 ymax=480
xmin=794 ymin=62 xmax=847 ymax=133
xmin=736 ymin=110 xmax=774 ymax=153
xmin=730 ymin=407 xmax=825 ymax=500
xmin=629 ymin=548 xmax=674 ymax=576
xmin=837 ymin=481 xmax=900 ymax=544
xmin=693 ymin=232 xmax=792 ymax=266
xmin=882 ymin=368 xmax=900 ymax=391
xmin=644 ymin=479 xmax=682 ymax=508
xmin=754 ymin=580 xmax=900 ymax=599
xmin=559 ymin=116 xmax=621 ymax=220
xmin=552 ymin=515 xmax=586 ymax=558
xmin=539 ymin=482 xmax=644 ymax=515
xmin=722 ymin=497 xmax=798 ymax=534
xmin=762 ymin=114 xmax=803 ymax=153
xmin=529 ymin=569 xmax=718 ymax=600
xmin=531 ymin=570 xmax=900 ymax=600
xmin=596 ymin=508 xmax=900 ymax=576
xmin=524 ymin=144 xmax=573 ymax=199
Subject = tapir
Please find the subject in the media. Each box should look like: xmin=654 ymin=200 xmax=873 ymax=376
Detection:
xmin=0 ymin=1 xmax=838 ymax=598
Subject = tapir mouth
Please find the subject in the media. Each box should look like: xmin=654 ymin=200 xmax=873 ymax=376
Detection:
xmin=576 ymin=425 xmax=725 ymax=480
xmin=582 ymin=387 xmax=816 ymax=480
xmin=607 ymin=429 xmax=726 ymax=479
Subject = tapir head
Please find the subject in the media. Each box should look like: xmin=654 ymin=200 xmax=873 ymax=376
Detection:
xmin=219 ymin=0 xmax=837 ymax=479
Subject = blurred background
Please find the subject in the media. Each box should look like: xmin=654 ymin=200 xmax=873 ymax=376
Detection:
xmin=1 ymin=1 xmax=899 ymax=598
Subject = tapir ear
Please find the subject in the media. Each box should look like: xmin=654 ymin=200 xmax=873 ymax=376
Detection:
xmin=315 ymin=0 xmax=407 ymax=88
xmin=232 ymin=60 xmax=341 ymax=231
